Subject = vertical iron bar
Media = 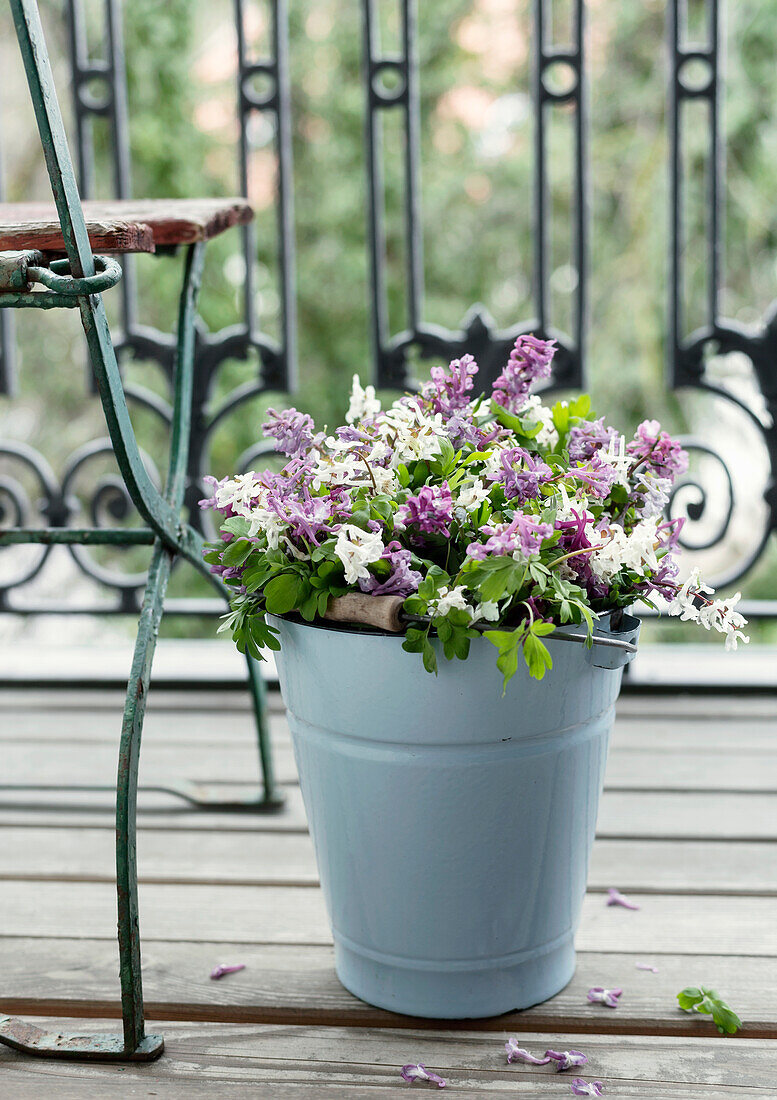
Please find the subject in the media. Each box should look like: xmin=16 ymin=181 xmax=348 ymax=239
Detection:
xmin=668 ymin=0 xmax=683 ymax=382
xmin=362 ymin=0 xmax=390 ymax=378
xmin=707 ymin=0 xmax=722 ymax=330
xmin=401 ymin=0 xmax=423 ymax=335
xmin=573 ymin=0 xmax=587 ymax=379
xmin=532 ymin=0 xmax=548 ymax=335
xmin=235 ymin=0 xmax=258 ymax=347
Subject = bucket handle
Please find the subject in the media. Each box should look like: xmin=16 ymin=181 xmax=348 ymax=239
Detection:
xmin=323 ymin=595 xmax=639 ymax=658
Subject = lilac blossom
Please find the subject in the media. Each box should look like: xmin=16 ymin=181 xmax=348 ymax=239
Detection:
xmin=466 ymin=514 xmax=554 ymax=560
xmin=359 ymin=540 xmax=422 ymax=597
xmin=400 ymin=1064 xmax=447 ymax=1088
xmin=587 ymin=987 xmax=622 ymax=1008
xmin=606 ymin=887 xmax=640 ymax=910
xmin=487 ymin=446 xmax=553 ymax=504
xmin=422 ymin=353 xmax=478 ymax=415
xmin=626 ymin=419 xmax=688 ymax=482
xmin=263 ymin=407 xmax=318 ymax=457
xmin=505 ymin=1038 xmax=550 ymax=1065
xmin=567 ymin=417 xmax=619 ymax=463
xmin=396 ymin=483 xmax=454 ymax=538
xmin=199 ymin=474 xmax=229 ymax=511
xmin=492 ymin=335 xmax=556 ymax=413
xmin=571 ymin=1080 xmax=604 ymax=1097
xmin=265 ymin=481 xmax=339 ymax=548
xmin=572 ymin=451 xmax=618 ymax=499
xmin=210 ymin=963 xmax=245 ymax=980
xmin=636 ymin=962 xmax=659 ymax=972
xmin=545 ymin=1050 xmax=589 ymax=1072
xmin=631 ymin=469 xmax=672 ymax=519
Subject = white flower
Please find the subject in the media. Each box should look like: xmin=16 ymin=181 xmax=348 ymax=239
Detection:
xmin=597 ymin=433 xmax=631 ymax=488
xmin=455 ymin=478 xmax=490 ymax=512
xmin=590 ymin=518 xmax=661 ymax=582
xmin=378 ymin=398 xmax=448 ymax=466
xmin=334 ymin=524 xmax=384 ymax=585
xmin=430 ymin=584 xmax=472 ymax=618
xmin=244 ymin=505 xmax=284 ymax=546
xmin=665 ymin=567 xmax=713 ymax=622
xmin=520 ymin=394 xmax=559 ymax=449
xmin=472 ymin=600 xmax=500 ymax=623
xmin=215 ymin=472 xmax=263 ymax=512
xmin=345 ymin=374 xmax=382 ymax=423
xmin=666 ymin=573 xmax=750 ymax=649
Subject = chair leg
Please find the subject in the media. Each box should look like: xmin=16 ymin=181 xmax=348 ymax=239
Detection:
xmin=0 ymin=541 xmax=170 ymax=1062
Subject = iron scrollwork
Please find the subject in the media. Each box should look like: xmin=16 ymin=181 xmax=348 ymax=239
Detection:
xmin=668 ymin=0 xmax=777 ymax=587
xmin=361 ymin=0 xmax=587 ymax=392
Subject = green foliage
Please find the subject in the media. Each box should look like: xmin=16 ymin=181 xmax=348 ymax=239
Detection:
xmin=677 ymin=987 xmax=743 ymax=1036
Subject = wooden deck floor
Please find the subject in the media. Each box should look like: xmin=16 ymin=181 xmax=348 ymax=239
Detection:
xmin=0 ymin=687 xmax=775 ymax=1096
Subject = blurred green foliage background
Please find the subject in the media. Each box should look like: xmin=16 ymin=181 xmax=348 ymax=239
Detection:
xmin=0 ymin=0 xmax=775 ymax=636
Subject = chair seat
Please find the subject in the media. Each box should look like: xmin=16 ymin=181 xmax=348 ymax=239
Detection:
xmin=0 ymin=197 xmax=254 ymax=255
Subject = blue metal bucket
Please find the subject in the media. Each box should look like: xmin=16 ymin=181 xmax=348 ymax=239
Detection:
xmin=271 ymin=613 xmax=640 ymax=1018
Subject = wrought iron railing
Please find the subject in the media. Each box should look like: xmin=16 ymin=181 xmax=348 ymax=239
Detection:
xmin=0 ymin=0 xmax=775 ymax=618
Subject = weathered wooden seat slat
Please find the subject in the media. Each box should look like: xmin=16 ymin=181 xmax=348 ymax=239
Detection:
xmin=0 ymin=197 xmax=254 ymax=255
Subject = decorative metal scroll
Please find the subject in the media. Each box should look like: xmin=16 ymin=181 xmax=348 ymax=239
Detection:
xmin=0 ymin=0 xmax=296 ymax=612
xmin=2 ymin=0 xmax=777 ymax=613
xmin=668 ymin=0 xmax=777 ymax=587
xmin=361 ymin=0 xmax=586 ymax=392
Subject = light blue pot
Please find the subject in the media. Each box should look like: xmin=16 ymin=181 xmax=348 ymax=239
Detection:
xmin=271 ymin=613 xmax=640 ymax=1019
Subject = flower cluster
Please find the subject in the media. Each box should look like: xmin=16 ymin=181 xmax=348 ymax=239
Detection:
xmin=202 ymin=335 xmax=748 ymax=684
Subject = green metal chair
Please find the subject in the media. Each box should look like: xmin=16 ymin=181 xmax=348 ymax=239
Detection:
xmin=0 ymin=0 xmax=279 ymax=1061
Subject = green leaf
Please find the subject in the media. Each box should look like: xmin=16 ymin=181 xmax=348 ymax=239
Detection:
xmin=422 ymin=638 xmax=438 ymax=674
xmin=677 ymin=987 xmax=742 ymax=1036
xmin=484 ymin=628 xmax=522 ymax=694
xmin=221 ymin=516 xmax=251 ymax=537
xmin=221 ymin=538 xmax=254 ymax=568
xmin=264 ymin=573 xmax=310 ymax=615
xmin=523 ymin=632 xmax=553 ymax=681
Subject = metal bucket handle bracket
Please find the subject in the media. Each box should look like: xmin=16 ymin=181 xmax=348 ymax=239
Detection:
xmin=587 ymin=612 xmax=641 ymax=671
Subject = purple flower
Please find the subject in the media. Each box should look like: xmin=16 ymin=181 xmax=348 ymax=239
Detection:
xmin=606 ymin=887 xmax=640 ymax=910
xmin=636 ymin=962 xmax=659 ymax=972
xmin=505 ymin=1038 xmax=550 ymax=1065
xmin=487 ymin=447 xmax=554 ymax=504
xmin=400 ymin=1064 xmax=447 ymax=1088
xmin=492 ymin=335 xmax=556 ymax=413
xmin=263 ymin=407 xmax=319 ymax=458
xmin=359 ymin=540 xmax=422 ymax=596
xmin=571 ymin=1080 xmax=604 ymax=1097
xmin=466 ymin=514 xmax=554 ymax=560
xmin=626 ymin=419 xmax=688 ymax=482
xmin=568 ymin=417 xmax=619 ymax=463
xmin=199 ymin=474 xmax=229 ymax=511
xmin=545 ymin=1050 xmax=589 ymax=1072
xmin=264 ymin=479 xmax=341 ymax=548
xmin=210 ymin=963 xmax=245 ymax=980
xmin=396 ymin=483 xmax=454 ymax=538
xmin=422 ymin=353 xmax=478 ymax=414
xmin=572 ymin=451 xmax=618 ymax=499
xmin=587 ymin=986 xmax=622 ymax=1008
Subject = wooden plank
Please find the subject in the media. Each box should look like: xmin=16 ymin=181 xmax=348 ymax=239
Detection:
xmin=0 ymin=198 xmax=254 ymax=254
xmin=1 ymin=944 xmax=774 ymax=1038
xmin=1 ymin=1023 xmax=776 ymax=1095
xmin=1 ymin=881 xmax=775 ymax=955
xmin=1 ymin=828 xmax=774 ymax=896
xmin=1 ymin=789 xmax=775 ymax=840
xmin=1 ymin=688 xmax=773 ymax=751
xmin=6 ymin=735 xmax=776 ymax=797
xmin=5 ymin=737 xmax=777 ymax=793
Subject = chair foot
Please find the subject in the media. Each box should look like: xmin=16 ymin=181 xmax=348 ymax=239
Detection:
xmin=0 ymin=1016 xmax=164 ymax=1062
xmin=159 ymin=779 xmax=286 ymax=813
